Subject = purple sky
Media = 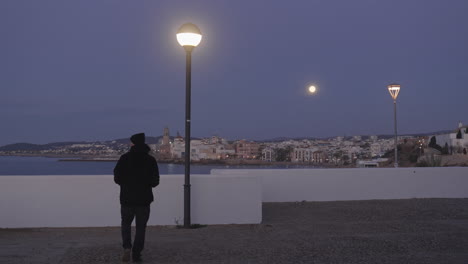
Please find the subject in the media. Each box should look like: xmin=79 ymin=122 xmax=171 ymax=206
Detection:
xmin=1 ymin=0 xmax=467 ymax=146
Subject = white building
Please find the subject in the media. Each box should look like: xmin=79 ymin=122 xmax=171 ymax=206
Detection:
xmin=292 ymin=148 xmax=314 ymax=162
xmin=356 ymin=158 xmax=388 ymax=168
xmin=370 ymin=143 xmax=382 ymax=157
xmin=346 ymin=146 xmax=362 ymax=159
xmin=262 ymin=147 xmax=275 ymax=162
xmin=171 ymin=138 xmax=235 ymax=161
xmin=356 ymin=160 xmax=379 ymax=168
xmin=433 ymin=122 xmax=468 ymax=153
xmin=171 ymin=137 xmax=185 ymax=159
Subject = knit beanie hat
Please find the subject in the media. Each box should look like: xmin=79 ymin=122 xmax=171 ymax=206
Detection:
xmin=130 ymin=133 xmax=145 ymax=145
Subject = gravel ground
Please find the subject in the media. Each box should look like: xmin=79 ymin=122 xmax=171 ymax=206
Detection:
xmin=1 ymin=198 xmax=468 ymax=264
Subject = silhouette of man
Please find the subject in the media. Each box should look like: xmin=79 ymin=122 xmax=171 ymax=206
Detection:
xmin=114 ymin=133 xmax=160 ymax=262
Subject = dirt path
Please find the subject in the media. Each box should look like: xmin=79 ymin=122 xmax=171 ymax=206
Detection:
xmin=1 ymin=198 xmax=468 ymax=264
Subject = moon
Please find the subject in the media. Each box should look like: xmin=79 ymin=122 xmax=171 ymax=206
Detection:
xmin=308 ymin=85 xmax=317 ymax=94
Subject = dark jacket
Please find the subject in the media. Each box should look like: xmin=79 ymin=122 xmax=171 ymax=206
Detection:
xmin=114 ymin=144 xmax=160 ymax=206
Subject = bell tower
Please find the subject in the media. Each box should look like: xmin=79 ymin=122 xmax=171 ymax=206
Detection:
xmin=162 ymin=127 xmax=170 ymax=145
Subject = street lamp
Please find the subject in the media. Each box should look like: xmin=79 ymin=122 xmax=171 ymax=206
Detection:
xmin=177 ymin=23 xmax=202 ymax=228
xmin=388 ymin=83 xmax=401 ymax=168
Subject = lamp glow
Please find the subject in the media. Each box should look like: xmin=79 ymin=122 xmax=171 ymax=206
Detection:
xmin=387 ymin=84 xmax=401 ymax=100
xmin=177 ymin=33 xmax=202 ymax=47
xmin=177 ymin=23 xmax=202 ymax=47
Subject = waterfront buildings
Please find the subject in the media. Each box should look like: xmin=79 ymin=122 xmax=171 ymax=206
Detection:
xmin=0 ymin=125 xmax=437 ymax=166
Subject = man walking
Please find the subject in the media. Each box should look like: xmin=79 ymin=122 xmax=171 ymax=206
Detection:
xmin=114 ymin=133 xmax=160 ymax=262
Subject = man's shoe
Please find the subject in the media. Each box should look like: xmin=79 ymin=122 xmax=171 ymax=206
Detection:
xmin=121 ymin=249 xmax=131 ymax=262
xmin=132 ymin=254 xmax=142 ymax=263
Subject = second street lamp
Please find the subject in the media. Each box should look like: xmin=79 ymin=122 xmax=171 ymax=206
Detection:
xmin=177 ymin=23 xmax=202 ymax=228
xmin=388 ymin=83 xmax=401 ymax=168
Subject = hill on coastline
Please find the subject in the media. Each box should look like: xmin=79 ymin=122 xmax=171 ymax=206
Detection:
xmin=256 ymin=130 xmax=452 ymax=143
xmin=0 ymin=137 xmax=162 ymax=151
xmin=0 ymin=130 xmax=452 ymax=151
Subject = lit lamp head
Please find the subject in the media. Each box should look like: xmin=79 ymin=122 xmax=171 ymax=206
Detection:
xmin=177 ymin=23 xmax=202 ymax=51
xmin=387 ymin=83 xmax=401 ymax=100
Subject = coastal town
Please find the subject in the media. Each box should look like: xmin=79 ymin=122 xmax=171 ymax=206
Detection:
xmin=1 ymin=123 xmax=467 ymax=167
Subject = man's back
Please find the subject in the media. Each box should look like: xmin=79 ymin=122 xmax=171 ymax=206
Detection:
xmin=114 ymin=144 xmax=160 ymax=206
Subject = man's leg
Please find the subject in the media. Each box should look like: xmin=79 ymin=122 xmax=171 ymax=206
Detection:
xmin=132 ymin=205 xmax=150 ymax=260
xmin=121 ymin=205 xmax=135 ymax=250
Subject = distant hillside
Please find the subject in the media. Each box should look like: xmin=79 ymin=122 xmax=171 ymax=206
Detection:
xmin=0 ymin=130 xmax=454 ymax=150
xmin=104 ymin=136 xmax=163 ymax=145
xmin=414 ymin=130 xmax=452 ymax=136
xmin=258 ymin=137 xmax=319 ymax=143
xmin=0 ymin=142 xmax=86 ymax=151
xmin=0 ymin=136 xmax=168 ymax=151
xmin=256 ymin=130 xmax=453 ymax=143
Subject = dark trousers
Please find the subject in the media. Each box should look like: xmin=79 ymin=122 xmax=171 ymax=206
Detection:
xmin=121 ymin=205 xmax=150 ymax=256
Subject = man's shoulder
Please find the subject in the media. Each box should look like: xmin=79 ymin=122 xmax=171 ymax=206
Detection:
xmin=118 ymin=152 xmax=132 ymax=160
xmin=121 ymin=152 xmax=132 ymax=157
xmin=145 ymin=154 xmax=157 ymax=163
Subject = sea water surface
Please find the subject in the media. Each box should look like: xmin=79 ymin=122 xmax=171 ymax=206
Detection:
xmin=0 ymin=156 xmax=309 ymax=175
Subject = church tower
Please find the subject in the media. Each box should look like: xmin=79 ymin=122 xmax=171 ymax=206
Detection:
xmin=162 ymin=127 xmax=170 ymax=145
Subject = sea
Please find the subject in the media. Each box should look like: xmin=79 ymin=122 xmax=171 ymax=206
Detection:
xmin=0 ymin=156 xmax=310 ymax=175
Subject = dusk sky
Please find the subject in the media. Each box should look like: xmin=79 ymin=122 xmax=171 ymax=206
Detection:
xmin=2 ymin=0 xmax=467 ymax=146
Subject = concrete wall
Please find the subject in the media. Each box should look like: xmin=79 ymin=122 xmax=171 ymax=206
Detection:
xmin=0 ymin=174 xmax=262 ymax=228
xmin=212 ymin=167 xmax=468 ymax=202
xmin=2 ymin=167 xmax=468 ymax=228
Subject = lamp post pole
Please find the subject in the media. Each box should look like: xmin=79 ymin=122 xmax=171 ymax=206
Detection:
xmin=184 ymin=46 xmax=193 ymax=228
xmin=177 ymin=23 xmax=202 ymax=228
xmin=388 ymin=84 xmax=401 ymax=168
xmin=393 ymin=98 xmax=398 ymax=168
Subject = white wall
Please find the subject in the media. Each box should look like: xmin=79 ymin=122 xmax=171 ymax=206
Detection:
xmin=0 ymin=174 xmax=262 ymax=228
xmin=2 ymin=167 xmax=468 ymax=228
xmin=212 ymin=167 xmax=468 ymax=202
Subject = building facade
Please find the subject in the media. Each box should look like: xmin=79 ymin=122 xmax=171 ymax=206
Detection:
xmin=433 ymin=122 xmax=468 ymax=153
xmin=235 ymin=140 xmax=260 ymax=159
